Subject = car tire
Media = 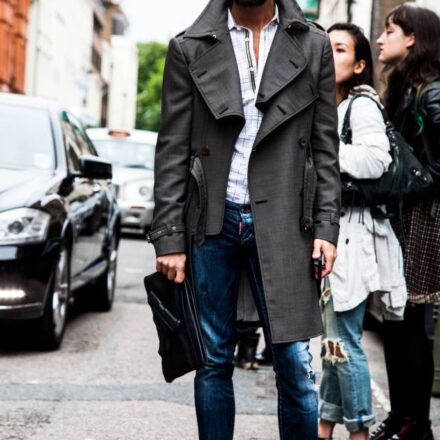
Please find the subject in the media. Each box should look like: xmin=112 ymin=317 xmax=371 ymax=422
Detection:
xmin=36 ymin=243 xmax=70 ymax=351
xmin=91 ymin=235 xmax=118 ymax=312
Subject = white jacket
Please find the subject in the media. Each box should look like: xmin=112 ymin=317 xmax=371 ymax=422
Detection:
xmin=329 ymin=86 xmax=407 ymax=317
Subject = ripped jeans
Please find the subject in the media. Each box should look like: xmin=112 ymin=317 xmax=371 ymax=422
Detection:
xmin=192 ymin=200 xmax=318 ymax=440
xmin=319 ymin=285 xmax=376 ymax=432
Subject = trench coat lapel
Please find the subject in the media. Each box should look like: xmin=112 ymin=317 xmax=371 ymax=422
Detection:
xmin=254 ymin=26 xmax=317 ymax=148
xmin=188 ymin=30 xmax=244 ymax=120
xmin=183 ymin=0 xmax=315 ymax=130
xmin=257 ymin=27 xmax=308 ymax=105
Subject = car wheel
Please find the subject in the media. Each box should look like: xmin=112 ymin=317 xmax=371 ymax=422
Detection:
xmin=37 ymin=244 xmax=70 ymax=350
xmin=92 ymin=235 xmax=118 ymax=312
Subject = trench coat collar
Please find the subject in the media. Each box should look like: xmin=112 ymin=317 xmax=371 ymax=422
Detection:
xmin=185 ymin=0 xmax=310 ymax=122
xmin=184 ymin=0 xmax=308 ymax=38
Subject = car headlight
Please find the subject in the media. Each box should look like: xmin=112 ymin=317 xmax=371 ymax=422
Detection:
xmin=139 ymin=185 xmax=151 ymax=197
xmin=0 ymin=208 xmax=50 ymax=245
xmin=122 ymin=181 xmax=154 ymax=202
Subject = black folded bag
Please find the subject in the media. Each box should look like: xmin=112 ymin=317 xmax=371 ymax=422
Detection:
xmin=143 ymin=272 xmax=207 ymax=383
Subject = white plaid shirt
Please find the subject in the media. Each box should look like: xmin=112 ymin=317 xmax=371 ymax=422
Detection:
xmin=226 ymin=6 xmax=279 ymax=205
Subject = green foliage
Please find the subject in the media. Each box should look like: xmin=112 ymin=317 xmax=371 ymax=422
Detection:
xmin=136 ymin=42 xmax=168 ymax=132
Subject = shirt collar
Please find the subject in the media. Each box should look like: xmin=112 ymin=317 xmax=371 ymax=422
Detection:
xmin=227 ymin=4 xmax=279 ymax=31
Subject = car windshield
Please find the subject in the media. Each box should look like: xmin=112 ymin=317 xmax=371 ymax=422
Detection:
xmin=0 ymin=104 xmax=55 ymax=170
xmin=93 ymin=139 xmax=155 ymax=170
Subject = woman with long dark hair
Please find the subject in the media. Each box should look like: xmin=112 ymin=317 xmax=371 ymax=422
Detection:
xmin=318 ymin=23 xmax=406 ymax=440
xmin=371 ymin=4 xmax=440 ymax=440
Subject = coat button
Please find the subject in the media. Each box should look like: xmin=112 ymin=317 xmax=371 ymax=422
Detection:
xmin=298 ymin=136 xmax=307 ymax=148
xmin=201 ymin=145 xmax=210 ymax=156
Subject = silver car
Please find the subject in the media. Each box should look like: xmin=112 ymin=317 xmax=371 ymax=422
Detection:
xmin=87 ymin=128 xmax=157 ymax=234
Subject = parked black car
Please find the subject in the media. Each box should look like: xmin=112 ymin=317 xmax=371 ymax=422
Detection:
xmin=0 ymin=93 xmax=121 ymax=350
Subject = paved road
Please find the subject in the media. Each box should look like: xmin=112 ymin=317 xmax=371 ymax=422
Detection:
xmin=0 ymin=237 xmax=438 ymax=439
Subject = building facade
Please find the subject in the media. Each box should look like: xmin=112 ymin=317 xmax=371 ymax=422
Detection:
xmin=416 ymin=0 xmax=440 ymax=14
xmin=25 ymin=0 xmax=97 ymax=122
xmin=107 ymin=35 xmax=138 ymax=130
xmin=317 ymin=0 xmax=373 ymax=36
xmin=0 ymin=0 xmax=30 ymax=93
xmin=102 ymin=0 xmax=138 ymax=129
xmin=317 ymin=0 xmax=439 ymax=39
xmin=24 ymin=0 xmax=137 ymax=128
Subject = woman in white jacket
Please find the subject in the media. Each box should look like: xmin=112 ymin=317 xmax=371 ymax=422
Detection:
xmin=318 ymin=23 xmax=407 ymax=440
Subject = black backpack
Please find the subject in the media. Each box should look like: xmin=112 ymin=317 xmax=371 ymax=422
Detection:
xmin=340 ymin=93 xmax=433 ymax=207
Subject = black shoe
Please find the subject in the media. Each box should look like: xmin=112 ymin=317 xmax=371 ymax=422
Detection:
xmin=391 ymin=419 xmax=433 ymax=440
xmin=234 ymin=336 xmax=259 ymax=370
xmin=234 ymin=357 xmax=259 ymax=370
xmin=370 ymin=414 xmax=404 ymax=440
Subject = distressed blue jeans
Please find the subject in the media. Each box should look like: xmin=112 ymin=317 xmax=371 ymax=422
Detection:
xmin=319 ymin=286 xmax=375 ymax=432
xmin=192 ymin=200 xmax=318 ymax=440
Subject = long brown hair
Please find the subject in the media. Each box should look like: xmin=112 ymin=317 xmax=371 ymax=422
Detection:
xmin=382 ymin=3 xmax=440 ymax=120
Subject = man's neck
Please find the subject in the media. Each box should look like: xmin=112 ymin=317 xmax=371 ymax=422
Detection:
xmin=230 ymin=0 xmax=276 ymax=32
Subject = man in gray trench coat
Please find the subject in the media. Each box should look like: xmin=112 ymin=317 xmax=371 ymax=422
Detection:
xmin=147 ymin=0 xmax=341 ymax=438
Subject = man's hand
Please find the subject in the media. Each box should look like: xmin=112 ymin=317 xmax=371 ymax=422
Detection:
xmin=312 ymin=240 xmax=337 ymax=278
xmin=156 ymin=253 xmax=187 ymax=283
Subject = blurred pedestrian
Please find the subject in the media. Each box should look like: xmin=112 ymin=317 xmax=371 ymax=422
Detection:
xmin=371 ymin=4 xmax=440 ymax=440
xmin=234 ymin=325 xmax=272 ymax=369
xmin=255 ymin=344 xmax=273 ymax=366
xmin=234 ymin=322 xmax=260 ymax=370
xmin=318 ymin=23 xmax=407 ymax=440
xmin=148 ymin=0 xmax=341 ymax=438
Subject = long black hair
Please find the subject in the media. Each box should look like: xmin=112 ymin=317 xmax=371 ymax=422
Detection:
xmin=327 ymin=23 xmax=374 ymax=100
xmin=382 ymin=4 xmax=440 ymax=120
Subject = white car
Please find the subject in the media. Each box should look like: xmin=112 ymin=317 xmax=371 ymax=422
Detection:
xmin=87 ymin=128 xmax=157 ymax=234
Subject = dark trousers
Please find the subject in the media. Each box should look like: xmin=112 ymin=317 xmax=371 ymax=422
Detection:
xmin=236 ymin=321 xmax=259 ymax=346
xmin=383 ymin=304 xmax=435 ymax=423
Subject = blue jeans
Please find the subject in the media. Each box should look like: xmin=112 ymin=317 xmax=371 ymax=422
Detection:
xmin=192 ymin=200 xmax=318 ymax=440
xmin=319 ymin=286 xmax=375 ymax=432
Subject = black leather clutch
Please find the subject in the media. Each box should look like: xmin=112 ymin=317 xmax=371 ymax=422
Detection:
xmin=143 ymin=272 xmax=207 ymax=383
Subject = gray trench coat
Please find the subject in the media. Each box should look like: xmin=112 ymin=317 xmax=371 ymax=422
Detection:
xmin=148 ymin=0 xmax=341 ymax=343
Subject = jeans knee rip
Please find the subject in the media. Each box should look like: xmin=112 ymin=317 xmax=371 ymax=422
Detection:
xmin=321 ymin=338 xmax=349 ymax=365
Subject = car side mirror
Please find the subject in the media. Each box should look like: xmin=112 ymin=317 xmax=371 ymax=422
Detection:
xmin=79 ymin=155 xmax=112 ymax=180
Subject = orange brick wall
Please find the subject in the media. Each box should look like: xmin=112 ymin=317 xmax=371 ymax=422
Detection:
xmin=0 ymin=0 xmax=30 ymax=93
